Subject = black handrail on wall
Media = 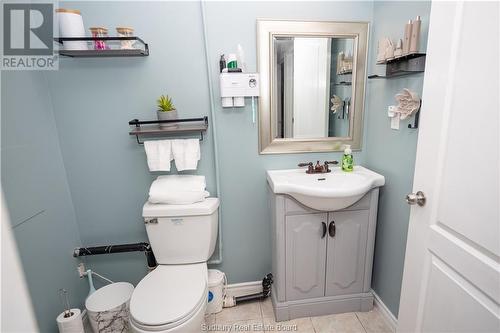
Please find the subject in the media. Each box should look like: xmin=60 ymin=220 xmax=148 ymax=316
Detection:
xmin=73 ymin=242 xmax=157 ymax=269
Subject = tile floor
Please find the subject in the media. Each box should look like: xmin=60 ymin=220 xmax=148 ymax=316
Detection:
xmin=204 ymin=298 xmax=394 ymax=333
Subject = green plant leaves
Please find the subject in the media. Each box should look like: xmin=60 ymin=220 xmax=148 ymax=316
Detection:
xmin=157 ymin=94 xmax=175 ymax=112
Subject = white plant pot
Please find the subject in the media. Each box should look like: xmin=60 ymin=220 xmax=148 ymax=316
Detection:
xmin=157 ymin=109 xmax=178 ymax=128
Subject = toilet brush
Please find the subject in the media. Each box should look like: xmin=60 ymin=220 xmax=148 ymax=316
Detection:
xmin=86 ymin=269 xmax=96 ymax=297
xmin=77 ymin=263 xmax=114 ymax=297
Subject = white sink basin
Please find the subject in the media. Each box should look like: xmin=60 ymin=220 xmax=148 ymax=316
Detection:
xmin=267 ymin=166 xmax=385 ymax=211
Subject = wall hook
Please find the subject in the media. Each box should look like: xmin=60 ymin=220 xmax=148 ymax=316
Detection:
xmin=408 ymin=100 xmax=422 ymax=129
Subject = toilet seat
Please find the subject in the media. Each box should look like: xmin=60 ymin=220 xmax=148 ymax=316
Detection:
xmin=129 ymin=263 xmax=207 ymax=331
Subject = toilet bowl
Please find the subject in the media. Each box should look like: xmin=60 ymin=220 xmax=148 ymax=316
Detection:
xmin=129 ymin=198 xmax=219 ymax=333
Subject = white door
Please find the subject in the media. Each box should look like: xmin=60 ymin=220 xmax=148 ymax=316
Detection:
xmin=293 ymin=38 xmax=330 ymax=138
xmin=397 ymin=2 xmax=500 ymax=333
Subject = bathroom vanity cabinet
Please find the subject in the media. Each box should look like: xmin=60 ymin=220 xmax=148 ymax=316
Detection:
xmin=269 ymin=188 xmax=379 ymax=321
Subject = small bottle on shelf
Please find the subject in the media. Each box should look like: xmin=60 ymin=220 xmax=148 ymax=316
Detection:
xmin=89 ymin=27 xmax=108 ymax=50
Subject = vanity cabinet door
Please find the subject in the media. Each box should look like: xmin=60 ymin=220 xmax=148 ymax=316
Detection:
xmin=285 ymin=213 xmax=327 ymax=301
xmin=325 ymin=210 xmax=369 ymax=296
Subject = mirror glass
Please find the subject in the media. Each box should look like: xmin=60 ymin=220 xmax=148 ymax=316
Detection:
xmin=273 ymin=36 xmax=354 ymax=139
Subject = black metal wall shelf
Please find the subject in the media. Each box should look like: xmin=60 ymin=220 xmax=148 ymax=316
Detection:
xmin=369 ymin=53 xmax=426 ymax=79
xmin=54 ymin=36 xmax=149 ymax=57
xmin=129 ymin=117 xmax=208 ymax=144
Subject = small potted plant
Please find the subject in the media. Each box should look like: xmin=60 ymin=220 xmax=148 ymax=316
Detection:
xmin=157 ymin=95 xmax=177 ymax=128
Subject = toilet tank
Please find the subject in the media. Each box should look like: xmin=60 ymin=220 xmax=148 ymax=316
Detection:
xmin=142 ymin=198 xmax=219 ymax=265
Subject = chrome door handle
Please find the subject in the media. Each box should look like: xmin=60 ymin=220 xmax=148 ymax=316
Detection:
xmin=406 ymin=191 xmax=426 ymax=206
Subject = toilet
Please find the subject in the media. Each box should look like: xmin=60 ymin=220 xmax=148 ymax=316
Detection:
xmin=129 ymin=198 xmax=219 ymax=333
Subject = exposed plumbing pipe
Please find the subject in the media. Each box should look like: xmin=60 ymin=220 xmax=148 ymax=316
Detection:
xmin=73 ymin=242 xmax=157 ymax=269
xmin=223 ymin=274 xmax=274 ymax=307
xmin=235 ymin=273 xmax=273 ymax=303
xmin=200 ymin=0 xmax=223 ymax=265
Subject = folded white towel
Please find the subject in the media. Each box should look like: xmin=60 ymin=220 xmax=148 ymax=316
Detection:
xmin=144 ymin=140 xmax=173 ymax=172
xmin=171 ymin=139 xmax=200 ymax=171
xmin=148 ymin=175 xmax=209 ymax=204
xmin=155 ymin=175 xmax=206 ymax=191
xmin=149 ymin=190 xmax=210 ymax=205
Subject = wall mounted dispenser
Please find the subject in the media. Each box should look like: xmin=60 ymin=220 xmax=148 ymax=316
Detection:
xmin=220 ymin=73 xmax=259 ymax=100
xmin=220 ymin=72 xmax=260 ymax=122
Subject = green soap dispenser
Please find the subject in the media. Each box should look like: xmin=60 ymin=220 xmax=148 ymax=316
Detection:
xmin=342 ymin=145 xmax=354 ymax=172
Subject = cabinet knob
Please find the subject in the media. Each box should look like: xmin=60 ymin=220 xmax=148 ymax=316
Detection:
xmin=321 ymin=222 xmax=327 ymax=238
xmin=328 ymin=221 xmax=336 ymax=237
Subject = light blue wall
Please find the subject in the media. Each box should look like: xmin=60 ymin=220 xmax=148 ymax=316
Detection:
xmin=1 ymin=72 xmax=88 ymax=332
xmin=364 ymin=1 xmax=431 ymax=318
xmin=45 ymin=1 xmax=372 ymax=285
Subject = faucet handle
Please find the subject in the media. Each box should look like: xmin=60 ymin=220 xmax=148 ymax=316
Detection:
xmin=325 ymin=160 xmax=339 ymax=165
xmin=298 ymin=162 xmax=313 ymax=167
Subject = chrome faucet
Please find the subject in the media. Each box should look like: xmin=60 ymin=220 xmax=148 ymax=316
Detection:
xmin=298 ymin=160 xmax=338 ymax=174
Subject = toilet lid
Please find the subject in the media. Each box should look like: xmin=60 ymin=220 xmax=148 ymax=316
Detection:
xmin=129 ymin=264 xmax=207 ymax=327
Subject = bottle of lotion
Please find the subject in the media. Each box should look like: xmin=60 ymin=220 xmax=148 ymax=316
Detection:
xmin=403 ymin=19 xmax=412 ymax=55
xmin=410 ymin=16 xmax=421 ymax=53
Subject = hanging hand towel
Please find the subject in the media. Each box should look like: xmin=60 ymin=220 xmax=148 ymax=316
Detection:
xmin=171 ymin=139 xmax=200 ymax=171
xmin=144 ymin=140 xmax=173 ymax=172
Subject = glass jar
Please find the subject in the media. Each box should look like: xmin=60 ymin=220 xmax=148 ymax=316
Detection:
xmin=116 ymin=27 xmax=135 ymax=49
xmin=89 ymin=27 xmax=108 ymax=50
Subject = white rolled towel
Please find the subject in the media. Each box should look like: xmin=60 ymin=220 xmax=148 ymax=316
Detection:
xmin=148 ymin=175 xmax=209 ymax=204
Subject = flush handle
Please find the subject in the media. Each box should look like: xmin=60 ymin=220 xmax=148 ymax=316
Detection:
xmin=144 ymin=218 xmax=158 ymax=225
xmin=406 ymin=191 xmax=426 ymax=206
xmin=321 ymin=222 xmax=327 ymax=238
xmin=328 ymin=221 xmax=336 ymax=237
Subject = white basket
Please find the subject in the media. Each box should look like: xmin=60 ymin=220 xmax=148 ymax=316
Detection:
xmin=206 ymin=270 xmax=226 ymax=314
xmin=85 ymin=282 xmax=134 ymax=333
